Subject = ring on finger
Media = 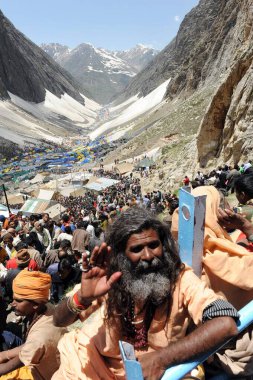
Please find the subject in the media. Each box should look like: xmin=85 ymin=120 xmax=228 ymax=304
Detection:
xmin=81 ymin=264 xmax=94 ymax=272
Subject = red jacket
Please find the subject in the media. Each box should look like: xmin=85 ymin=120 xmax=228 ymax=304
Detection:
xmin=6 ymin=259 xmax=38 ymax=271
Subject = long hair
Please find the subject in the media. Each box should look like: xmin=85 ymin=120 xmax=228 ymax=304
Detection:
xmin=105 ymin=207 xmax=183 ymax=332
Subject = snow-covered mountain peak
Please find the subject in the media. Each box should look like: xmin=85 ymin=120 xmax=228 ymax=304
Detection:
xmin=41 ymin=42 xmax=71 ymax=60
xmin=41 ymin=42 xmax=159 ymax=104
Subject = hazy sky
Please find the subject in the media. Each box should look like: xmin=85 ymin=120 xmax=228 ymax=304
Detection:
xmin=1 ymin=0 xmax=199 ymax=51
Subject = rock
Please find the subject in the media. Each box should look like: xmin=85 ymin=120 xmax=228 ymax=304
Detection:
xmin=197 ymin=0 xmax=253 ymax=166
xmin=0 ymin=10 xmax=86 ymax=104
xmin=116 ymin=0 xmax=242 ymax=102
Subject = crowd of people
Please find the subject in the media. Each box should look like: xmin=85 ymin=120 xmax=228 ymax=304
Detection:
xmin=0 ymin=160 xmax=252 ymax=379
xmin=188 ymin=161 xmax=253 ymax=193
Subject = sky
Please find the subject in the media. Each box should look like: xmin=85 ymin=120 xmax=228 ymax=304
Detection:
xmin=0 ymin=0 xmax=199 ymax=51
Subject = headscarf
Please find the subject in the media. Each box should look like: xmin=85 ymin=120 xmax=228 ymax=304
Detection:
xmin=13 ymin=270 xmax=51 ymax=302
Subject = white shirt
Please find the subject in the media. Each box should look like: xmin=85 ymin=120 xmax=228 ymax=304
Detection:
xmin=86 ymin=224 xmax=95 ymax=239
xmin=57 ymin=233 xmax=73 ymax=243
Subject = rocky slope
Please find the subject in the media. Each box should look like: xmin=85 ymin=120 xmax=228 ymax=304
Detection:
xmin=196 ymin=0 xmax=253 ymax=166
xmin=0 ymin=11 xmax=91 ymax=104
xmin=117 ymin=0 xmax=243 ymax=101
xmin=108 ymin=0 xmax=253 ymax=172
xmin=41 ymin=43 xmax=158 ymax=104
xmin=0 ymin=10 xmax=101 ymax=146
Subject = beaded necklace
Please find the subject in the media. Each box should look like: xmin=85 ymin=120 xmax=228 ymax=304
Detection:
xmin=123 ymin=300 xmax=156 ymax=349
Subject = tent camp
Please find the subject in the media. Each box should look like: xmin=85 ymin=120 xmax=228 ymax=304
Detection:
xmin=115 ymin=162 xmax=134 ymax=175
xmin=37 ymin=189 xmax=57 ymax=201
xmin=135 ymin=157 xmax=155 ymax=169
xmin=45 ymin=203 xmax=66 ymax=220
xmin=30 ymin=173 xmax=46 ymax=184
xmin=21 ymin=199 xmax=52 ymax=215
xmin=59 ymin=187 xmax=86 ymax=197
xmin=83 ymin=177 xmax=119 ymax=192
xmin=41 ymin=180 xmax=58 ymax=190
xmin=0 ymin=204 xmax=9 ymax=218
xmin=1 ymin=193 xmax=25 ymax=206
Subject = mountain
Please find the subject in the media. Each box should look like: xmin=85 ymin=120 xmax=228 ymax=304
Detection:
xmin=41 ymin=43 xmax=158 ymax=104
xmin=39 ymin=43 xmax=70 ymax=61
xmin=0 ymin=10 xmax=101 ymax=146
xmin=105 ymin=0 xmax=253 ymax=172
xmin=115 ymin=44 xmax=158 ymax=71
xmin=0 ymin=11 xmax=88 ymax=104
xmin=1 ymin=0 xmax=252 ymax=176
xmin=79 ymin=0 xmax=252 ymax=192
xmin=117 ymin=0 xmax=245 ymax=101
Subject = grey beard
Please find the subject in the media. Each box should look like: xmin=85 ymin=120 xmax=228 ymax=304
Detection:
xmin=119 ymin=255 xmax=171 ymax=305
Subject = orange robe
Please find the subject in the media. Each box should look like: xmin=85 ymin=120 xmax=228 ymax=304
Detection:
xmin=171 ymin=185 xmax=253 ymax=376
xmin=52 ymin=267 xmax=220 ymax=380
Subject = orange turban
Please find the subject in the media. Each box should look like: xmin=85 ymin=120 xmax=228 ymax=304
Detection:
xmin=13 ymin=270 xmax=51 ymax=302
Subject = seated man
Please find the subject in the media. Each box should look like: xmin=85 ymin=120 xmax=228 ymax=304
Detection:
xmin=52 ymin=207 xmax=238 ymax=380
xmin=0 ymin=270 xmax=67 ymax=380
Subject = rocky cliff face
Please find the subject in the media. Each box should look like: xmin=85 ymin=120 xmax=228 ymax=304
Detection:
xmin=0 ymin=11 xmax=87 ymax=104
xmin=197 ymin=0 xmax=253 ymax=166
xmin=119 ymin=0 xmax=243 ymax=100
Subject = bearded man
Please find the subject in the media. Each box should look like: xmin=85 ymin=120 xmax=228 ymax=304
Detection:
xmin=52 ymin=207 xmax=239 ymax=380
xmin=32 ymin=221 xmax=52 ymax=254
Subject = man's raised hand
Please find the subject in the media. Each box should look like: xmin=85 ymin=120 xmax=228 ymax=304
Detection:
xmin=77 ymin=242 xmax=122 ymax=305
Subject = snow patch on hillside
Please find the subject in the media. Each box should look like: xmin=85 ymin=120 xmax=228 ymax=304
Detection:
xmin=9 ymin=91 xmax=101 ymax=125
xmin=89 ymin=79 xmax=171 ymax=140
xmin=109 ymin=95 xmax=139 ymax=114
xmin=93 ymin=47 xmax=136 ymax=76
xmin=0 ymin=101 xmax=61 ymax=145
xmin=0 ymin=91 xmax=101 ymax=145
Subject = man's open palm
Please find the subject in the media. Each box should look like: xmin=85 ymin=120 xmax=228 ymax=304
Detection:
xmin=78 ymin=243 xmax=122 ymax=303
